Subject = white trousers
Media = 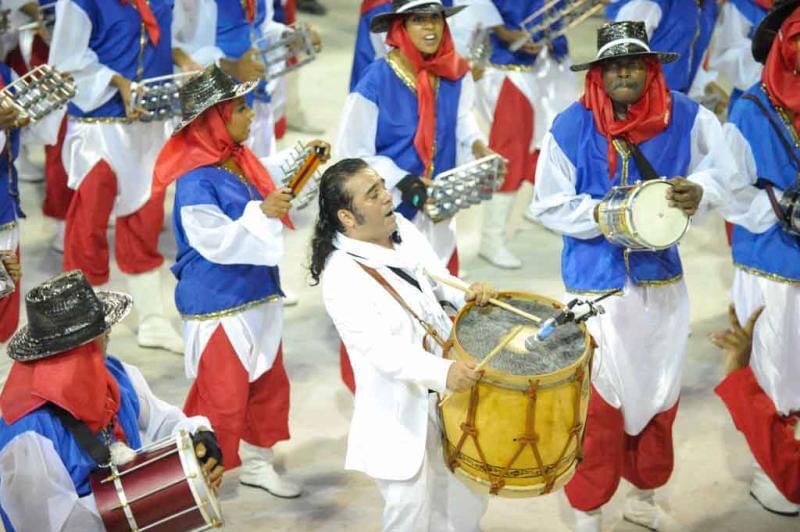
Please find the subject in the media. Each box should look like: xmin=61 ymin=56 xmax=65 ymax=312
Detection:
xmin=374 ymin=417 xmax=488 ymax=532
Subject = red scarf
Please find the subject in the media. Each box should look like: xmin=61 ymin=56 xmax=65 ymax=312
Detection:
xmin=762 ymin=8 xmax=800 ymax=135
xmin=153 ymin=100 xmax=293 ymax=228
xmin=361 ymin=0 xmax=390 ymax=15
xmin=121 ymin=0 xmax=161 ymax=46
xmin=0 ymin=343 xmax=126 ymax=440
xmin=581 ymin=59 xmax=672 ymax=178
xmin=753 ymin=0 xmax=774 ymax=10
xmin=385 ymin=19 xmax=470 ymax=175
xmin=244 ymin=0 xmax=256 ymax=22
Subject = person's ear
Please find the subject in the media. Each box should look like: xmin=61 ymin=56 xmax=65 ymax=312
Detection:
xmin=337 ymin=208 xmax=355 ymax=230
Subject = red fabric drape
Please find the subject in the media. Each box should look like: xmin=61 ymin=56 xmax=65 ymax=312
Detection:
xmin=153 ymin=100 xmax=292 ymax=228
xmin=762 ymin=9 xmax=800 ymax=135
xmin=385 ymin=19 xmax=469 ymax=175
xmin=361 ymin=0 xmax=390 ymax=15
xmin=581 ymin=60 xmax=671 ymax=177
xmin=244 ymin=0 xmax=256 ymax=22
xmin=0 ymin=342 xmax=125 ymax=440
xmin=121 ymin=0 xmax=161 ymax=46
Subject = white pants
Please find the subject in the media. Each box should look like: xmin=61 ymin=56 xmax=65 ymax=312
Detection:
xmin=374 ymin=418 xmax=488 ymax=532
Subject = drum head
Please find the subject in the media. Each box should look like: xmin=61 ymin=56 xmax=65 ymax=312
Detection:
xmin=630 ymin=181 xmax=689 ymax=248
xmin=454 ymin=297 xmax=586 ymax=376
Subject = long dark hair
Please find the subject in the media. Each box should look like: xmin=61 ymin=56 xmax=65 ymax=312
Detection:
xmin=308 ymin=158 xmax=369 ymax=285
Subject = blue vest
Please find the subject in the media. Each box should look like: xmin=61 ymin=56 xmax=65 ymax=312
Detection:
xmin=728 ymin=84 xmax=800 ymax=282
xmin=0 ymin=64 xmax=22 ymax=228
xmin=171 ymin=166 xmax=283 ymax=318
xmin=726 ymin=0 xmax=767 ymax=111
xmin=489 ymin=0 xmax=569 ymax=67
xmin=607 ymin=0 xmax=717 ymax=93
xmin=66 ymin=0 xmax=174 ymax=118
xmin=354 ymin=56 xmax=463 ymax=221
xmin=349 ymin=2 xmax=393 ymax=92
xmin=215 ymin=0 xmax=271 ymax=102
xmin=550 ymin=92 xmax=698 ymax=292
xmin=0 ymin=357 xmax=142 ymax=532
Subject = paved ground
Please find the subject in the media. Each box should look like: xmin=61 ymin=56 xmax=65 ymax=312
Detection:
xmin=1 ymin=2 xmax=797 ymax=531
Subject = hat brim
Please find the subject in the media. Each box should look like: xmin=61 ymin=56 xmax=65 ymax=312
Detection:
xmin=752 ymin=0 xmax=800 ymax=64
xmin=369 ymin=5 xmax=466 ymax=34
xmin=570 ymin=49 xmax=680 ymax=72
xmin=171 ymin=79 xmax=259 ymax=135
xmin=8 ymin=291 xmax=133 ymax=362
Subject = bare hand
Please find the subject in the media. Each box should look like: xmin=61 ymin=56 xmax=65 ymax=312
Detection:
xmin=465 ymin=282 xmax=498 ymax=306
xmin=0 ymin=104 xmax=28 ymax=129
xmin=194 ymin=441 xmax=224 ymax=494
xmin=172 ymin=48 xmax=202 ymax=74
xmin=705 ymin=81 xmax=729 ymax=117
xmin=470 ymin=63 xmax=486 ymax=82
xmin=709 ymin=304 xmax=764 ymax=375
xmin=471 ymin=141 xmax=507 ymax=178
xmin=493 ymin=26 xmax=541 ymax=55
xmin=306 ymin=139 xmax=331 ymax=163
xmin=666 ymin=177 xmax=703 ymax=216
xmin=232 ymin=49 xmax=266 ymax=82
xmin=111 ymin=75 xmax=141 ymax=119
xmin=261 ymin=187 xmax=293 ymax=218
xmin=446 ymin=359 xmax=483 ymax=392
xmin=0 ymin=251 xmax=20 ymax=283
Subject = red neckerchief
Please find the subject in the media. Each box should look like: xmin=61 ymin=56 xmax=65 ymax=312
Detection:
xmin=361 ymin=0 xmax=391 ymax=15
xmin=385 ymin=19 xmax=470 ymax=175
xmin=244 ymin=0 xmax=256 ymax=22
xmin=762 ymin=8 xmax=800 ymax=135
xmin=153 ymin=100 xmax=293 ymax=228
xmin=0 ymin=342 xmax=126 ymax=441
xmin=753 ymin=0 xmax=774 ymax=10
xmin=121 ymin=0 xmax=161 ymax=46
xmin=581 ymin=59 xmax=672 ymax=178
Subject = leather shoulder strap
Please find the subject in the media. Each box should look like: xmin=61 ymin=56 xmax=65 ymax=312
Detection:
xmin=48 ymin=405 xmax=111 ymax=466
xmin=741 ymin=93 xmax=800 ymax=170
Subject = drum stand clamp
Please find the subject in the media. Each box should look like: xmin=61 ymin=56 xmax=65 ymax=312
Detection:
xmin=525 ymin=289 xmax=621 ymax=348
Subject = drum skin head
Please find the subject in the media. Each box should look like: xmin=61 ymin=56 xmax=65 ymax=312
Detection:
xmin=630 ymin=181 xmax=689 ymax=248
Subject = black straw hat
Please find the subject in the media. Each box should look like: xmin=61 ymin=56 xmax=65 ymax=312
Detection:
xmin=370 ymin=0 xmax=465 ymax=33
xmin=7 ymin=270 xmax=132 ymax=362
xmin=752 ymin=0 xmax=800 ymax=64
xmin=172 ymin=64 xmax=258 ymax=134
xmin=571 ymin=21 xmax=679 ymax=72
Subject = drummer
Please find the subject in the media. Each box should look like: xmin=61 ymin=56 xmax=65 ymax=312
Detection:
xmin=528 ymin=22 xmax=734 ymax=532
xmin=0 ymin=271 xmax=223 ymax=531
xmin=310 ymin=158 xmax=496 ymax=531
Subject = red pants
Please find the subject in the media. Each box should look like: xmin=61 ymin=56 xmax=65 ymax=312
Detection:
xmin=489 ymin=78 xmax=539 ymax=192
xmin=42 ymin=116 xmax=72 ymax=220
xmin=339 ymin=249 xmax=459 ymax=394
xmin=184 ymin=325 xmax=291 ymax=469
xmin=63 ymin=161 xmax=164 ymax=285
xmin=4 ymin=35 xmax=49 ymax=75
xmin=716 ymin=367 xmax=800 ymax=503
xmin=565 ymin=386 xmax=680 ymax=511
xmin=0 ymin=247 xmax=20 ymax=342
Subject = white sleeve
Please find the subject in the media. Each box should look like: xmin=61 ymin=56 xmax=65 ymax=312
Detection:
xmin=172 ymin=0 xmax=225 ymax=66
xmin=122 ymin=362 xmax=212 ymax=445
xmin=456 ymin=74 xmax=486 ymax=164
xmin=707 ymin=3 xmax=761 ymax=92
xmin=336 ymin=92 xmax=408 ymax=190
xmin=528 ymin=132 xmax=603 ymax=239
xmin=370 ymin=32 xmax=390 ymax=60
xmin=180 ymin=202 xmax=285 ymax=266
xmin=614 ymin=0 xmax=663 ymax=37
xmin=323 ymin=260 xmax=453 ymax=393
xmin=454 ymin=0 xmax=503 ymax=27
xmin=685 ymin=105 xmax=737 ymax=218
xmin=718 ymin=123 xmax=782 ymax=233
xmin=49 ymin=0 xmax=119 ymax=113
xmin=0 ymin=432 xmax=104 ymax=531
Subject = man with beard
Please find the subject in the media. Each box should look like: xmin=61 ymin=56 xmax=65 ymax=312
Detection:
xmin=529 ymin=22 xmax=734 ymax=531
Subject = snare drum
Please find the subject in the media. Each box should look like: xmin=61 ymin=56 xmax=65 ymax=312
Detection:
xmin=597 ymin=180 xmax=690 ymax=250
xmin=439 ymin=292 xmax=593 ymax=498
xmin=90 ymin=430 xmax=223 ymax=532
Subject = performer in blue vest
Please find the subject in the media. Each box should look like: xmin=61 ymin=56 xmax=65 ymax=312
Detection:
xmin=0 ymin=270 xmax=222 ymax=532
xmin=153 ymin=65 xmax=330 ymax=499
xmin=349 ymin=0 xmax=392 ymax=91
xmin=474 ymin=0 xmax=577 ymax=269
xmin=717 ymin=0 xmax=800 ymax=515
xmin=529 ymin=22 xmax=733 ymax=531
xmin=48 ymin=0 xmax=212 ymax=354
xmin=337 ymin=0 xmax=495 ymax=276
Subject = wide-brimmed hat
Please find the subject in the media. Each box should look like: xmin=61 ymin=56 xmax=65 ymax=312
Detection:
xmin=7 ymin=270 xmax=132 ymax=362
xmin=370 ymin=0 xmax=465 ymax=33
xmin=571 ymin=21 xmax=679 ymax=72
xmin=172 ymin=64 xmax=258 ymax=134
xmin=752 ymin=0 xmax=800 ymax=64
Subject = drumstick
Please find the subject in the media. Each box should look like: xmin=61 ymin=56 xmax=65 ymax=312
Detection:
xmin=425 ymin=270 xmax=542 ymax=324
xmin=438 ymin=325 xmax=525 ymax=407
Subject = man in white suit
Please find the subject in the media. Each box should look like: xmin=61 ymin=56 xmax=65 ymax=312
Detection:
xmin=310 ymin=158 xmax=495 ymax=532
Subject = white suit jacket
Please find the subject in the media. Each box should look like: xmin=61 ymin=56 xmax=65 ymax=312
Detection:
xmin=322 ymin=217 xmax=465 ymax=481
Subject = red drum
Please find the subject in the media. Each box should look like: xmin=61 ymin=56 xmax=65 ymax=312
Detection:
xmin=90 ymin=430 xmax=223 ymax=532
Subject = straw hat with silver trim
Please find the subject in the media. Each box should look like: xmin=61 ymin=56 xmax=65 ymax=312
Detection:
xmin=570 ymin=21 xmax=679 ymax=72
xmin=370 ymin=0 xmax=465 ymax=34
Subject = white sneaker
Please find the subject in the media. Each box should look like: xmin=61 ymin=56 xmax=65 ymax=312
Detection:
xmin=750 ymin=465 xmax=800 ymax=516
xmin=51 ymin=221 xmax=65 ymax=254
xmin=137 ymin=315 xmax=184 ymax=354
xmin=480 ymin=193 xmax=523 ymax=269
xmin=478 ymin=241 xmax=523 ymax=269
xmin=574 ymin=508 xmax=601 ymax=532
xmin=282 ymin=289 xmax=299 ymax=307
xmin=623 ymin=488 xmax=679 ymax=531
xmin=239 ymin=442 xmax=302 ymax=499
